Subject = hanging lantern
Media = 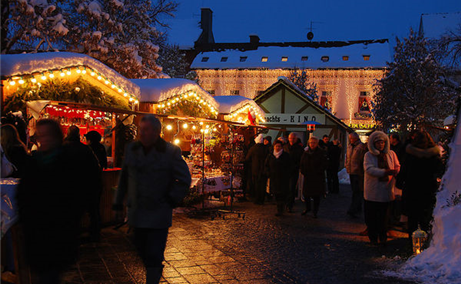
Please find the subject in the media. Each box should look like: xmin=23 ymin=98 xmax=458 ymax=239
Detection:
xmin=306 ymin=123 xmax=316 ymax=132
xmin=412 ymin=226 xmax=428 ymax=255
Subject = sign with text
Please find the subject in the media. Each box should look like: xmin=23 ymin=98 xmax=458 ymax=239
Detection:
xmin=264 ymin=113 xmax=325 ymax=125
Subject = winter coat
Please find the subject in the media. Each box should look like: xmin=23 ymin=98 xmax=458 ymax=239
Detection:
xmin=114 ymin=138 xmax=191 ymax=228
xmin=363 ymin=131 xmax=400 ymax=203
xmin=300 ymin=147 xmax=328 ymax=196
xmin=265 ymin=151 xmax=291 ymax=195
xmin=17 ymin=146 xmax=89 ymax=270
xmin=3 ymin=144 xmax=29 ymax=178
xmin=401 ymin=144 xmax=442 ymax=206
xmin=346 ymin=140 xmax=367 ymax=175
xmin=326 ymin=143 xmax=342 ymax=171
xmin=245 ymin=143 xmax=268 ymax=178
xmin=283 ymin=142 xmax=304 ymax=175
xmin=89 ymin=142 xmax=108 ymax=169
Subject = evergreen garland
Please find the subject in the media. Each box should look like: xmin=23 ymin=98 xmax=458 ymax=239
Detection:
xmin=163 ymin=99 xmax=217 ymax=119
xmin=3 ymin=77 xmax=130 ymax=114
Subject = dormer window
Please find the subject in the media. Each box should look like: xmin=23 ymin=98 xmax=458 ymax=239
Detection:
xmin=221 ymin=57 xmax=228 ymax=62
xmin=342 ymin=56 xmax=349 ymax=61
xmin=363 ymin=55 xmax=370 ymax=61
xmin=321 ymin=56 xmax=329 ymax=62
xmin=261 ymin=57 xmax=268 ymax=62
xmin=301 ymin=56 xmax=308 ymax=61
xmin=281 ymin=57 xmax=288 ymax=62
xmin=201 ymin=57 xmax=209 ymax=62
xmin=240 ymin=56 xmax=248 ymax=62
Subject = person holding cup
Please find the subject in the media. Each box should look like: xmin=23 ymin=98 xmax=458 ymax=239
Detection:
xmin=363 ymin=131 xmax=400 ymax=246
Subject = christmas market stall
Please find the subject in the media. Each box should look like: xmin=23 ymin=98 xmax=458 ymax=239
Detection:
xmin=1 ymin=52 xmax=141 ymax=226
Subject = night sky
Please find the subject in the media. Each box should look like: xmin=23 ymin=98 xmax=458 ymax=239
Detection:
xmin=161 ymin=0 xmax=461 ymax=47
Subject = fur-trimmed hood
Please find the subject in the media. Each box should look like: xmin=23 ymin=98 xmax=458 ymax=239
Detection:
xmin=406 ymin=144 xmax=440 ymax=158
xmin=367 ymin=131 xmax=390 ymax=155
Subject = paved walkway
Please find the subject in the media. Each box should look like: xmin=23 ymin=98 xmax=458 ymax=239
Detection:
xmin=61 ymin=184 xmax=415 ymax=284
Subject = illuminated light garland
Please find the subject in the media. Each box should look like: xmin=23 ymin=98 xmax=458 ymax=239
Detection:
xmin=5 ymin=65 xmax=139 ymax=106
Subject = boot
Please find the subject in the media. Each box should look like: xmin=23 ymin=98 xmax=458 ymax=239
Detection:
xmin=146 ymin=266 xmax=163 ymax=284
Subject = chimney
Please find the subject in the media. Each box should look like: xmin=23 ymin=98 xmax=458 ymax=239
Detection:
xmin=196 ymin=8 xmax=215 ymax=45
xmin=249 ymin=34 xmax=260 ymax=45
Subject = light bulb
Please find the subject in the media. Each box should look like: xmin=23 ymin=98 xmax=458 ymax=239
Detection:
xmin=183 ymin=123 xmax=188 ymax=129
xmin=9 ymin=80 xmax=15 ymax=86
xmin=31 ymin=78 xmax=37 ymax=83
xmin=166 ymin=125 xmax=173 ymax=131
xmin=174 ymin=139 xmax=180 ymax=145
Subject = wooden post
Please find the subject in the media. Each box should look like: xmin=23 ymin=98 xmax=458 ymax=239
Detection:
xmin=111 ymin=113 xmax=116 ymax=165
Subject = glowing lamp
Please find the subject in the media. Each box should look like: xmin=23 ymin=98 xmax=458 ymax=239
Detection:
xmin=9 ymin=80 xmax=15 ymax=86
xmin=67 ymin=70 xmax=71 ymax=75
xmin=31 ymin=78 xmax=37 ymax=83
xmin=123 ymin=93 xmax=128 ymax=97
xmin=91 ymin=72 xmax=96 ymax=76
xmin=49 ymin=73 xmax=54 ymax=78
xmin=306 ymin=123 xmax=316 ymax=132
xmin=412 ymin=226 xmax=428 ymax=255
xmin=174 ymin=139 xmax=180 ymax=145
xmin=192 ymin=126 xmax=197 ymax=130
xmin=76 ymin=69 xmax=81 ymax=73
xmin=97 ymin=76 xmax=102 ymax=80
xmin=60 ymin=71 xmax=65 ymax=77
xmin=166 ymin=125 xmax=173 ymax=131
xmin=105 ymin=80 xmax=109 ymax=84
xmin=41 ymin=74 xmax=47 ymax=80
xmin=135 ymin=100 xmax=139 ymax=104
xmin=183 ymin=123 xmax=188 ymax=129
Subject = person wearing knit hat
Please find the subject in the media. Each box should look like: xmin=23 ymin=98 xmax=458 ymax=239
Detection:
xmin=245 ymin=133 xmax=270 ymax=204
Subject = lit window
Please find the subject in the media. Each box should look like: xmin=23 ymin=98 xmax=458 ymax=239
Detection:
xmin=221 ymin=57 xmax=228 ymax=62
xmin=207 ymin=90 xmax=215 ymax=95
xmin=360 ymin=91 xmax=369 ymax=97
xmin=261 ymin=57 xmax=268 ymax=62
xmin=301 ymin=56 xmax=308 ymax=61
xmin=201 ymin=57 xmax=209 ymax=62
xmin=230 ymin=90 xmax=240 ymax=95
xmin=240 ymin=56 xmax=248 ymax=62
xmin=321 ymin=56 xmax=329 ymax=62
xmin=342 ymin=56 xmax=349 ymax=61
xmin=281 ymin=57 xmax=288 ymax=62
xmin=363 ymin=55 xmax=370 ymax=61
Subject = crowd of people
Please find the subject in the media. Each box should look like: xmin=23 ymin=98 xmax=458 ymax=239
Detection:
xmin=244 ymin=129 xmax=444 ymax=248
xmin=1 ymin=117 xmax=445 ymax=283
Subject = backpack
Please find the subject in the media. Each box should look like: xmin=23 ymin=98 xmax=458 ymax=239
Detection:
xmin=0 ymin=145 xmax=16 ymax=178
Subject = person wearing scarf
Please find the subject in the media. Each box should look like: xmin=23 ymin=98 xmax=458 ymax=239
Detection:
xmin=363 ymin=131 xmax=400 ymax=246
xmin=265 ymin=140 xmax=291 ymax=216
xmin=300 ymin=137 xmax=328 ymax=218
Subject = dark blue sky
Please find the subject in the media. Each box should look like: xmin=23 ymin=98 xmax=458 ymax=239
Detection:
xmin=161 ymin=0 xmax=461 ymax=47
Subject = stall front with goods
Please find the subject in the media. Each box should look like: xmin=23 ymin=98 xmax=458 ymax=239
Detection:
xmin=1 ymin=52 xmax=142 ymax=227
xmin=135 ymin=80 xmax=267 ymax=207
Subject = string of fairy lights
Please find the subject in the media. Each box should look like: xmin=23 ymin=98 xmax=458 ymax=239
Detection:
xmin=6 ymin=65 xmax=139 ymax=104
xmin=227 ymin=103 xmax=266 ymax=123
xmin=163 ymin=120 xmax=223 ymax=145
xmin=156 ymin=91 xmax=219 ymax=118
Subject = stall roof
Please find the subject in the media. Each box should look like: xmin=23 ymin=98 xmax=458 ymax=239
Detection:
xmin=213 ymin=95 xmax=265 ymax=115
xmin=1 ymin=52 xmax=140 ymax=98
xmin=131 ymin=78 xmax=219 ymax=109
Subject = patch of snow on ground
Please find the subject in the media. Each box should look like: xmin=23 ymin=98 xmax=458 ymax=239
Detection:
xmin=338 ymin=168 xmax=350 ymax=184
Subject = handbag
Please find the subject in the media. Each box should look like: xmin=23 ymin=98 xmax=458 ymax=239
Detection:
xmin=0 ymin=145 xmax=16 ymax=178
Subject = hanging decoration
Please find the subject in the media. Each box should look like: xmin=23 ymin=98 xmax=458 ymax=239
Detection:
xmin=156 ymin=91 xmax=218 ymax=119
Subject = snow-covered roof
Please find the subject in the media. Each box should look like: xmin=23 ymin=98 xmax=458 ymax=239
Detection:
xmin=213 ymin=95 xmax=264 ymax=115
xmin=1 ymin=52 xmax=140 ymax=98
xmin=131 ymin=78 xmax=219 ymax=109
xmin=419 ymin=12 xmax=461 ymax=39
xmin=191 ymin=41 xmax=391 ymax=69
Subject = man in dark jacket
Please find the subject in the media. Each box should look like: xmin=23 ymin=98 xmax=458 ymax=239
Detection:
xmin=113 ymin=115 xmax=191 ymax=283
xmin=300 ymin=137 xmax=328 ymax=218
xmin=64 ymin=126 xmax=102 ymax=242
xmin=245 ymin=134 xmax=269 ymax=204
xmin=326 ymin=139 xmax=342 ymax=194
xmin=284 ymin=132 xmax=304 ymax=212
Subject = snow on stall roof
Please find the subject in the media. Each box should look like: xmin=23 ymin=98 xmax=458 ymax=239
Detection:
xmin=131 ymin=78 xmax=219 ymax=109
xmin=213 ymin=95 xmax=264 ymax=115
xmin=420 ymin=12 xmax=461 ymax=39
xmin=191 ymin=41 xmax=391 ymax=69
xmin=1 ymin=52 xmax=140 ymax=98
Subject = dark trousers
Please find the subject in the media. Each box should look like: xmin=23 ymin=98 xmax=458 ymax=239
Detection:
xmin=326 ymin=169 xmax=339 ymax=194
xmin=304 ymin=195 xmax=321 ymax=215
xmin=407 ymin=201 xmax=434 ymax=235
xmin=348 ymin=174 xmax=364 ymax=214
xmin=134 ymin=228 xmax=169 ymax=284
xmin=275 ymin=193 xmax=287 ymax=214
xmin=364 ymin=200 xmax=389 ymax=244
xmin=253 ymin=175 xmax=266 ymax=204
xmin=88 ymin=192 xmax=101 ymax=241
xmin=286 ymin=173 xmax=299 ymax=210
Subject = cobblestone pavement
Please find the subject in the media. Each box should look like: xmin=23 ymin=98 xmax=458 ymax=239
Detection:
xmin=62 ymin=184 xmax=416 ymax=284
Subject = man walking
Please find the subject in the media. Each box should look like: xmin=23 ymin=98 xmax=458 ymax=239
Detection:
xmin=345 ymin=132 xmax=367 ymax=218
xmin=113 ymin=115 xmax=191 ymax=283
xmin=284 ymin=132 xmax=304 ymax=212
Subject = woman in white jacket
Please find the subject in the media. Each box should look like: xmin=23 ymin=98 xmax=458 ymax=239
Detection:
xmin=364 ymin=131 xmax=400 ymax=246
